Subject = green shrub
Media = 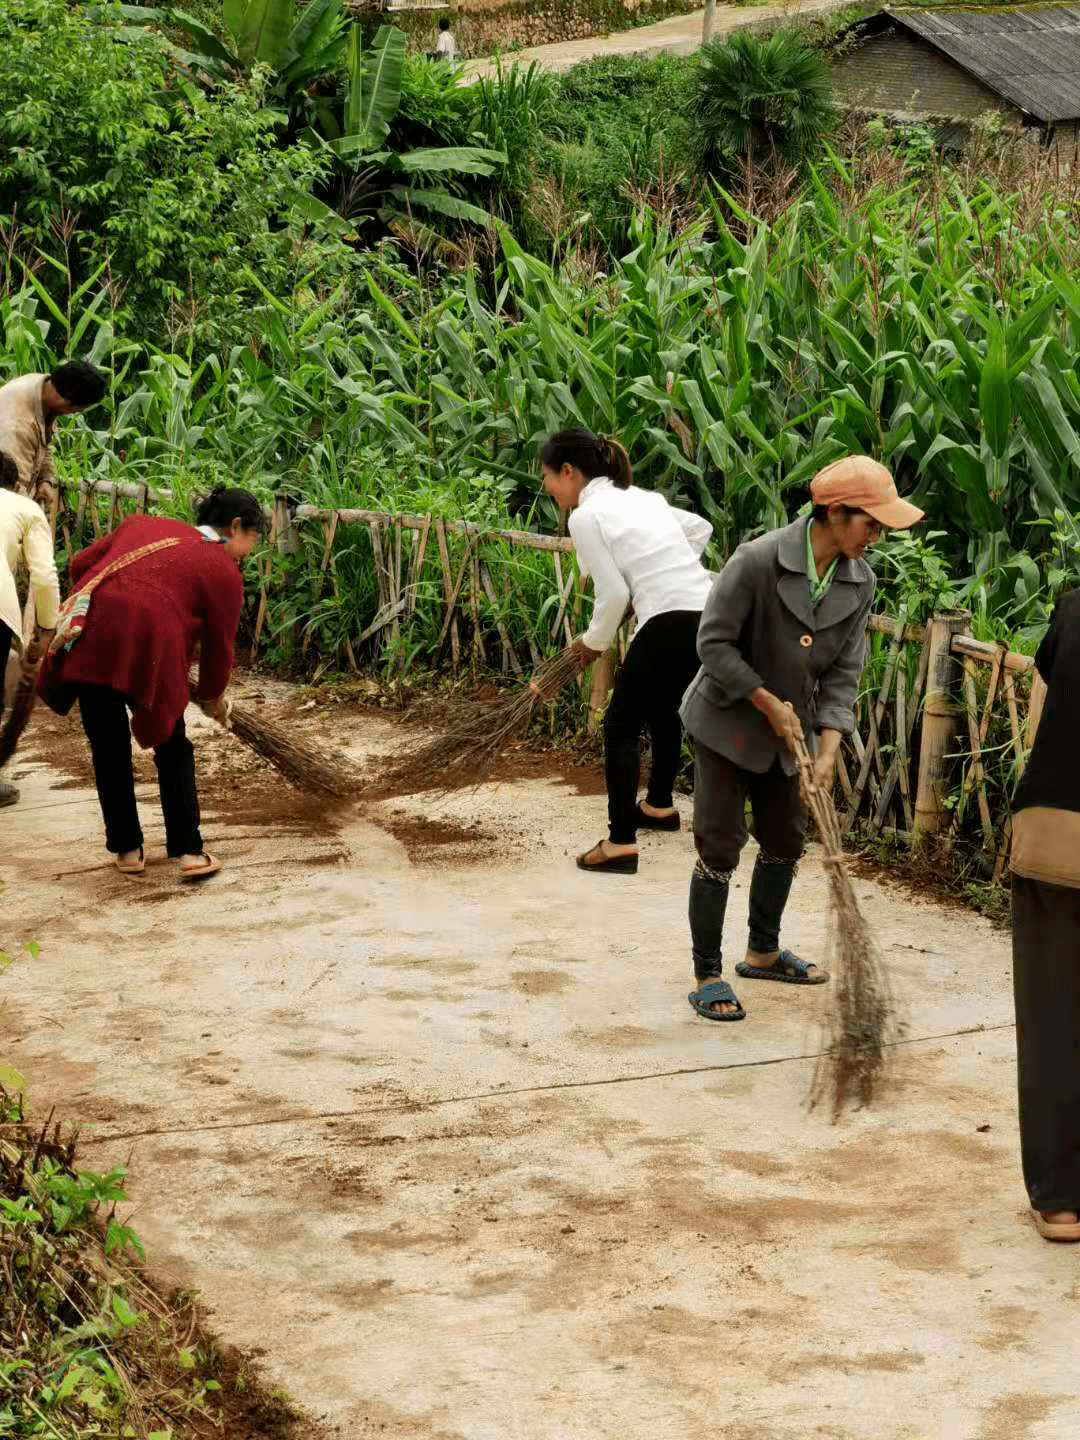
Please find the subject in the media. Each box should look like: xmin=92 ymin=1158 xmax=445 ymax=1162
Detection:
xmin=691 ymin=29 xmax=836 ymax=173
xmin=0 ymin=0 xmax=338 ymax=346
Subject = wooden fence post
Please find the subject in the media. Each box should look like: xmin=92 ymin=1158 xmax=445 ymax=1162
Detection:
xmin=912 ymin=609 xmax=971 ymax=846
xmin=1024 ymin=670 xmax=1048 ymax=755
xmin=273 ymin=493 xmax=297 ymax=555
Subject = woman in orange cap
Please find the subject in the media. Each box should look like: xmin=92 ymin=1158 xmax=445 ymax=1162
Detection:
xmin=680 ymin=455 xmax=923 ymax=1020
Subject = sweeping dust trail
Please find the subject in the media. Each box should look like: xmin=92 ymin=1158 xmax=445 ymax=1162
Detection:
xmin=2 ymin=678 xmax=1077 ymax=1440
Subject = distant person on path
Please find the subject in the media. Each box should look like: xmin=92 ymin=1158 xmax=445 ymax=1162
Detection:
xmin=540 ymin=427 xmax=715 ymax=875
xmin=435 ymin=16 xmax=456 ymax=60
xmin=0 ymin=362 xmax=108 ymax=513
xmin=37 ymin=485 xmax=263 ymax=881
xmin=1010 ymin=590 xmax=1080 ymax=1241
xmin=681 ymin=456 xmax=923 ymax=1021
xmin=0 ymin=451 xmax=60 ymax=807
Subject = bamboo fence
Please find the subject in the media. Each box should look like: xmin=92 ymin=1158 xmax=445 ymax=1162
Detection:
xmin=60 ymin=479 xmax=1047 ymax=880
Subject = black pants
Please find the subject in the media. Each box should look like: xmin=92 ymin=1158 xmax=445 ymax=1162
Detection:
xmin=78 ymin=686 xmax=203 ymax=857
xmin=603 ymin=610 xmax=702 ymax=845
xmin=1012 ymin=874 xmax=1080 ymax=1211
xmin=689 ymin=744 xmax=806 ymax=982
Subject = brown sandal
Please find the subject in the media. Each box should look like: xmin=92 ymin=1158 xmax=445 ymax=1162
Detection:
xmin=179 ymin=852 xmax=222 ymax=882
xmin=1033 ymin=1210 xmax=1080 ymax=1242
xmin=576 ymin=841 xmax=639 ymax=875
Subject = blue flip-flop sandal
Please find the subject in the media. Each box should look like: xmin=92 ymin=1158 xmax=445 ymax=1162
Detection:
xmin=687 ymin=979 xmax=745 ymax=1021
xmin=734 ymin=949 xmax=828 ymax=985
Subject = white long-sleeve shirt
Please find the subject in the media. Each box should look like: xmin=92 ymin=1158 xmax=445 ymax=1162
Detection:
xmin=567 ymin=477 xmax=714 ymax=652
xmin=0 ymin=487 xmax=60 ymax=644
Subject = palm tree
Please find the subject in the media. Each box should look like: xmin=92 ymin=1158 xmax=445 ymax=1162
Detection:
xmin=692 ymin=30 xmax=836 ymax=174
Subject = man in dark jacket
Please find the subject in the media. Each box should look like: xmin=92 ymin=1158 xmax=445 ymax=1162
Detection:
xmin=681 ymin=456 xmax=923 ymax=1020
xmin=1010 ymin=590 xmax=1080 ymax=1240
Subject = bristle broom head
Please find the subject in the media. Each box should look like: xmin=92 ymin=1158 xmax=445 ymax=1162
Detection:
xmin=228 ymin=704 xmax=356 ymax=798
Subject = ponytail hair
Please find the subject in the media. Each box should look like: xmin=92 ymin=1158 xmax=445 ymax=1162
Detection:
xmin=540 ymin=428 xmax=633 ymax=490
xmin=195 ymin=483 xmax=265 ymax=534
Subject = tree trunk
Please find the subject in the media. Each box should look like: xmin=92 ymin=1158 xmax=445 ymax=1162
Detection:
xmin=702 ymin=0 xmax=716 ymax=44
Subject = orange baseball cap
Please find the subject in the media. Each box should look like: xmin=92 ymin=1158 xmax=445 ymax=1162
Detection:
xmin=810 ymin=456 xmax=924 ymax=530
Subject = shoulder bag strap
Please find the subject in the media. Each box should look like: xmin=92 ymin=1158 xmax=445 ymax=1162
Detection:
xmin=71 ymin=535 xmax=184 ymax=601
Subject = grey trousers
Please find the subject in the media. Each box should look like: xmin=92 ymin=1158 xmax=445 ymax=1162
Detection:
xmin=689 ymin=743 xmax=806 ymax=982
xmin=1012 ymin=873 xmax=1080 ymax=1211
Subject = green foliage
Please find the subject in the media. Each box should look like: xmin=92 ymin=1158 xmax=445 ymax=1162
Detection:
xmin=0 ymin=1085 xmax=299 ymax=1437
xmin=465 ymin=61 xmax=565 ymax=220
xmin=530 ymin=54 xmax=697 ymax=251
xmin=120 ymin=0 xmax=348 ymax=131
xmin=692 ymin=29 xmax=837 ymax=172
xmin=0 ymin=0 xmax=338 ymax=345
xmin=306 ymin=25 xmax=506 ymax=232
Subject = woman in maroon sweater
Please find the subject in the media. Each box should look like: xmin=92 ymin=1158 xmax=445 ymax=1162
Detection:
xmin=39 ymin=486 xmax=262 ymax=880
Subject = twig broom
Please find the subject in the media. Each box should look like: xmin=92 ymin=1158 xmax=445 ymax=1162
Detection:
xmin=401 ymin=644 xmax=585 ymax=785
xmin=0 ymin=655 xmax=40 ymax=770
xmin=788 ymin=727 xmax=897 ymax=1120
xmin=187 ymin=676 xmax=356 ymax=798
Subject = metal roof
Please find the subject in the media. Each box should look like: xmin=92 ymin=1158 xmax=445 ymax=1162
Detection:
xmin=875 ymin=7 xmax=1080 ymax=123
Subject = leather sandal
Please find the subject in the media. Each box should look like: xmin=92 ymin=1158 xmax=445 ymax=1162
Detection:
xmin=576 ymin=840 xmax=638 ymax=875
xmin=179 ymin=852 xmax=222 ymax=882
xmin=635 ymin=804 xmax=680 ymax=832
xmin=1033 ymin=1210 xmax=1080 ymax=1242
xmin=115 ymin=846 xmax=145 ymax=876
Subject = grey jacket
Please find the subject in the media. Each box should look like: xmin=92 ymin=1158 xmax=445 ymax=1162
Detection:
xmin=680 ymin=518 xmax=875 ymax=774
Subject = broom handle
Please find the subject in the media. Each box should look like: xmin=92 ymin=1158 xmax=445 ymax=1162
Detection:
xmin=186 ymin=671 xmax=233 ymax=726
xmin=785 ymin=719 xmax=845 ymax=862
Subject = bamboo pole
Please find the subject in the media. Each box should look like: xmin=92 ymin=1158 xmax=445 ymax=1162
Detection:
xmin=868 ymin=631 xmax=929 ymax=837
xmin=290 ymin=503 xmax=573 ymax=554
xmin=912 ymin=610 xmax=972 ymax=846
xmin=478 ymin=560 xmax=524 ymax=677
xmin=274 ymin=493 xmax=296 ymax=555
xmin=435 ymin=535 xmax=477 ymax=666
xmin=955 ymin=656 xmax=995 ymax=849
xmin=432 ymin=519 xmax=460 ymax=671
xmin=844 ymin=619 xmax=905 ymax=830
xmin=1024 ymin=670 xmax=1048 ymax=758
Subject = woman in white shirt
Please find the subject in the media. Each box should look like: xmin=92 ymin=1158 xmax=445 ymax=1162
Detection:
xmin=540 ymin=428 xmax=714 ymax=874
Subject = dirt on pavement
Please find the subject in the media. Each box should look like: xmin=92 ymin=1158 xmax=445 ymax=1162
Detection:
xmin=2 ymin=675 xmax=1077 ymax=1440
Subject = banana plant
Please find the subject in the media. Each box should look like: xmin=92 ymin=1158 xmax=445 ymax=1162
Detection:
xmin=119 ymin=0 xmax=347 ymax=126
xmin=308 ymin=25 xmax=506 ymax=230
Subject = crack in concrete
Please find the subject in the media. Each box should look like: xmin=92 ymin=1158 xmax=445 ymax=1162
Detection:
xmin=75 ymin=1020 xmax=1015 ymax=1147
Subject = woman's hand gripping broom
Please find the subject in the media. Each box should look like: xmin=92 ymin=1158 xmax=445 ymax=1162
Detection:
xmin=786 ymin=721 xmax=897 ymax=1120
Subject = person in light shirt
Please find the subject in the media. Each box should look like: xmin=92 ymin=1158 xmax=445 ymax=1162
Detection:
xmin=435 ymin=16 xmax=456 ymax=61
xmin=0 ymin=450 xmax=61 ymax=807
xmin=540 ymin=427 xmax=715 ymax=875
xmin=0 ymin=361 xmax=107 ymax=512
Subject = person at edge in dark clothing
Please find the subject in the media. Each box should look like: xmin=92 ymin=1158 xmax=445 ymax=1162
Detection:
xmin=1010 ymin=589 xmax=1080 ymax=1241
